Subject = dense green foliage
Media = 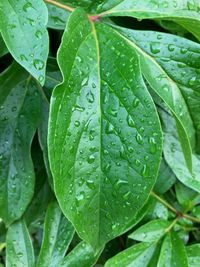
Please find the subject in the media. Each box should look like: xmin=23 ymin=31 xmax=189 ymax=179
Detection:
xmin=0 ymin=0 xmax=200 ymax=266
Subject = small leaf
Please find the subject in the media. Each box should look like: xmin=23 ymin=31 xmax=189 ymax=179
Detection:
xmin=175 ymin=182 xmax=200 ymax=209
xmin=157 ymin=231 xmax=188 ymax=267
xmin=48 ymin=8 xmax=162 ymax=249
xmin=60 ymin=241 xmax=102 ymax=267
xmin=0 ymin=63 xmax=41 ymax=225
xmin=129 ymin=219 xmax=171 ymax=242
xmin=186 ymin=244 xmax=200 ymax=267
xmin=37 ymin=201 xmax=74 ymax=267
xmin=0 ymin=0 xmax=49 ymax=85
xmin=105 ymin=242 xmax=158 ymax=267
xmin=6 ymin=219 xmax=35 ymax=267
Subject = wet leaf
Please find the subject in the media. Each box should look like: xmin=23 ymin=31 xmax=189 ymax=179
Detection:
xmin=157 ymin=231 xmax=188 ymax=267
xmin=48 ymin=8 xmax=162 ymax=249
xmin=129 ymin=219 xmax=171 ymax=242
xmin=0 ymin=0 xmax=49 ymax=85
xmin=112 ymin=25 xmax=199 ymax=171
xmin=37 ymin=201 xmax=74 ymax=267
xmin=6 ymin=219 xmax=34 ymax=267
xmin=0 ymin=63 xmax=41 ymax=225
xmin=105 ymin=242 xmax=158 ymax=267
xmin=93 ymin=0 xmax=200 ymax=41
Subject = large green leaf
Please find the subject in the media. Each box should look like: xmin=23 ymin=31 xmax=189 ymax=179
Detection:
xmin=112 ymin=25 xmax=198 ymax=171
xmin=129 ymin=219 xmax=171 ymax=242
xmin=0 ymin=63 xmax=41 ymax=225
xmin=105 ymin=242 xmax=158 ymax=267
xmin=92 ymin=0 xmax=200 ymax=41
xmin=186 ymin=244 xmax=200 ymax=267
xmin=157 ymin=231 xmax=188 ymax=267
xmin=48 ymin=8 xmax=162 ymax=249
xmin=6 ymin=219 xmax=35 ymax=267
xmin=37 ymin=201 xmax=74 ymax=267
xmin=60 ymin=241 xmax=102 ymax=267
xmin=0 ymin=0 xmax=49 ymax=85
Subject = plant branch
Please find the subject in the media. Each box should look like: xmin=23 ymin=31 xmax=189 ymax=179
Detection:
xmin=151 ymin=191 xmax=200 ymax=224
xmin=44 ymin=0 xmax=101 ymax=21
xmin=44 ymin=0 xmax=74 ymax=12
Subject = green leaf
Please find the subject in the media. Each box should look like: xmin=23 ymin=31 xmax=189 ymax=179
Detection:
xmin=105 ymin=242 xmax=158 ymax=267
xmin=186 ymin=244 xmax=200 ymax=267
xmin=94 ymin=0 xmax=200 ymax=41
xmin=157 ymin=231 xmax=188 ymax=267
xmin=37 ymin=201 xmax=74 ymax=267
xmin=0 ymin=35 xmax=8 ymax=57
xmin=129 ymin=219 xmax=171 ymax=242
xmin=154 ymin=158 xmax=176 ymax=194
xmin=164 ymin=133 xmax=200 ymax=193
xmin=0 ymin=63 xmax=41 ymax=225
xmin=175 ymin=182 xmax=200 ymax=209
xmin=60 ymin=241 xmax=102 ymax=267
xmin=0 ymin=0 xmax=49 ymax=85
xmin=48 ymin=8 xmax=162 ymax=249
xmin=46 ymin=3 xmax=70 ymax=29
xmin=112 ymin=25 xmax=197 ymax=172
xmin=38 ymin=58 xmax=62 ymax=188
xmin=6 ymin=219 xmax=35 ymax=267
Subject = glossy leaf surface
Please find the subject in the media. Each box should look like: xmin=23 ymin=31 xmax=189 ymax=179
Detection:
xmin=157 ymin=231 xmax=188 ymax=267
xmin=129 ymin=219 xmax=171 ymax=242
xmin=105 ymin=242 xmax=158 ymax=267
xmin=6 ymin=219 xmax=35 ymax=267
xmin=60 ymin=241 xmax=102 ymax=267
xmin=93 ymin=0 xmax=200 ymax=41
xmin=0 ymin=0 xmax=49 ymax=84
xmin=48 ymin=8 xmax=162 ymax=249
xmin=0 ymin=64 xmax=41 ymax=225
xmin=164 ymin=133 xmax=200 ymax=193
xmin=113 ymin=25 xmax=199 ymax=171
xmin=186 ymin=244 xmax=200 ymax=267
xmin=37 ymin=201 xmax=74 ymax=267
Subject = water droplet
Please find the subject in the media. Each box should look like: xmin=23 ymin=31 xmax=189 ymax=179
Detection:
xmin=38 ymin=75 xmax=44 ymax=83
xmin=20 ymin=54 xmax=28 ymax=61
xmin=74 ymin=121 xmax=80 ymax=127
xmin=35 ymin=30 xmax=42 ymax=39
xmin=149 ymin=137 xmax=157 ymax=154
xmin=127 ymin=114 xmax=136 ymax=127
xmin=133 ymin=98 xmax=140 ymax=108
xmin=136 ymin=132 xmax=143 ymax=145
xmin=87 ymin=155 xmax=95 ymax=164
xmin=150 ymin=43 xmax=160 ymax=54
xmin=86 ymin=180 xmax=95 ymax=190
xmin=81 ymin=77 xmax=89 ymax=86
xmin=33 ymin=59 xmax=44 ymax=70
xmin=23 ymin=2 xmax=33 ymax=12
xmin=180 ymin=47 xmax=187 ymax=54
xmin=189 ymin=76 xmax=196 ymax=86
xmin=168 ymin=44 xmax=175 ymax=52
xmin=105 ymin=122 xmax=115 ymax=134
xmin=86 ymin=91 xmax=94 ymax=103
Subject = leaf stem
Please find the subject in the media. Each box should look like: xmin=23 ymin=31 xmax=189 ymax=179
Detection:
xmin=44 ymin=0 xmax=101 ymax=21
xmin=151 ymin=191 xmax=200 ymax=224
xmin=44 ymin=0 xmax=74 ymax=12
